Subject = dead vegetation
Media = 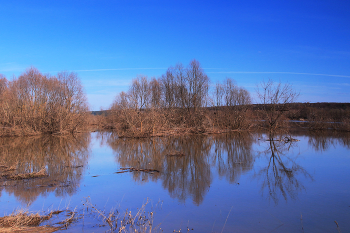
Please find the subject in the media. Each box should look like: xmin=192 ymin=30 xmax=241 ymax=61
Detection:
xmin=116 ymin=167 xmax=160 ymax=174
xmin=0 ymin=164 xmax=48 ymax=181
xmin=83 ymin=197 xmax=157 ymax=233
xmin=2 ymin=168 xmax=48 ymax=180
xmin=0 ymin=209 xmax=75 ymax=233
xmin=165 ymin=150 xmax=185 ymax=157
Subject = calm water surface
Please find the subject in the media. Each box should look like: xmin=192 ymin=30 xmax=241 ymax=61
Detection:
xmin=0 ymin=131 xmax=349 ymax=232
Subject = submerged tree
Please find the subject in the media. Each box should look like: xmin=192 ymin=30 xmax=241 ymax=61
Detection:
xmin=256 ymin=79 xmax=299 ymax=133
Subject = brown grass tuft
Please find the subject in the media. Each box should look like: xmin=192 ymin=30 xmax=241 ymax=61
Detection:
xmin=0 ymin=208 xmax=74 ymax=233
xmin=3 ymin=168 xmax=48 ymax=180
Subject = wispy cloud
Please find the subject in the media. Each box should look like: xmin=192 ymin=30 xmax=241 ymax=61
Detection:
xmin=206 ymin=71 xmax=350 ymax=78
xmin=74 ymin=67 xmax=220 ymax=72
xmin=0 ymin=63 xmax=27 ymax=73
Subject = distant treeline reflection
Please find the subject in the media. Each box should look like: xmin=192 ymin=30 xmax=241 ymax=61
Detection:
xmin=0 ymin=133 xmax=90 ymax=205
xmin=287 ymin=129 xmax=350 ymax=152
xmin=307 ymin=131 xmax=350 ymax=151
xmin=99 ymin=132 xmax=255 ymax=205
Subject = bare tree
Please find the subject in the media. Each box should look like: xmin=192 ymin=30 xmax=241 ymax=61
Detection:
xmin=173 ymin=63 xmax=187 ymax=108
xmin=210 ymin=78 xmax=252 ymax=130
xmin=56 ymin=71 xmax=89 ymax=132
xmin=160 ymin=68 xmax=177 ymax=108
xmin=149 ymin=77 xmax=162 ymax=108
xmin=111 ymin=91 xmax=129 ymax=111
xmin=256 ymin=79 xmax=299 ymax=132
xmin=212 ymin=78 xmax=251 ymax=107
xmin=128 ymin=75 xmax=151 ymax=111
xmin=213 ymin=82 xmax=225 ymax=107
xmin=224 ymin=78 xmax=237 ymax=106
xmin=237 ymin=87 xmax=252 ymax=105
xmin=186 ymin=59 xmax=209 ymax=111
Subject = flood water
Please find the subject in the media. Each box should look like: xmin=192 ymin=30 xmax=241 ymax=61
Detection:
xmin=0 ymin=130 xmax=349 ymax=232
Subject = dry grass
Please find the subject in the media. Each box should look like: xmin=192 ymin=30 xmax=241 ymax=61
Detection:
xmin=56 ymin=209 xmax=76 ymax=229
xmin=83 ymin=197 xmax=157 ymax=233
xmin=166 ymin=150 xmax=185 ymax=157
xmin=3 ymin=168 xmax=48 ymax=180
xmin=102 ymin=107 xmax=254 ymax=139
xmin=0 ymin=164 xmax=16 ymax=172
xmin=0 ymin=226 xmax=58 ymax=233
xmin=0 ymin=211 xmax=49 ymax=228
xmin=0 ymin=208 xmax=75 ymax=233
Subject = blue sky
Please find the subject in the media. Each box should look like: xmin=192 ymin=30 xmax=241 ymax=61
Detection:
xmin=1 ymin=0 xmax=350 ymax=110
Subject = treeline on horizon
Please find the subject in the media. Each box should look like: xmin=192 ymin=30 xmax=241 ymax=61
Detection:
xmin=98 ymin=59 xmax=350 ymax=136
xmin=0 ymin=60 xmax=349 ymax=137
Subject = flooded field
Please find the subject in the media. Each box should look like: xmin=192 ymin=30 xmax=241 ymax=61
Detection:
xmin=0 ymin=131 xmax=349 ymax=232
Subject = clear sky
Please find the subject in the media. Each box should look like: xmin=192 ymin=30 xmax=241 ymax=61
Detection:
xmin=1 ymin=0 xmax=350 ymax=110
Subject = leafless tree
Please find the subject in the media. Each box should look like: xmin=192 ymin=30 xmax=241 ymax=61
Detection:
xmin=173 ymin=63 xmax=187 ymax=108
xmin=111 ymin=91 xmax=129 ymax=110
xmin=210 ymin=78 xmax=252 ymax=130
xmin=237 ymin=88 xmax=252 ymax=105
xmin=185 ymin=59 xmax=209 ymax=111
xmin=149 ymin=77 xmax=162 ymax=108
xmin=223 ymin=78 xmax=252 ymax=106
xmin=256 ymin=79 xmax=299 ymax=132
xmin=128 ymin=75 xmax=151 ymax=111
xmin=160 ymin=68 xmax=177 ymax=108
xmin=224 ymin=78 xmax=237 ymax=106
xmin=212 ymin=78 xmax=251 ymax=107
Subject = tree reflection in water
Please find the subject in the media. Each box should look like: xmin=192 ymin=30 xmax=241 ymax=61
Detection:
xmin=211 ymin=133 xmax=255 ymax=183
xmin=102 ymin=132 xmax=255 ymax=205
xmin=0 ymin=133 xmax=90 ymax=205
xmin=307 ymin=131 xmax=350 ymax=152
xmin=255 ymin=133 xmax=313 ymax=204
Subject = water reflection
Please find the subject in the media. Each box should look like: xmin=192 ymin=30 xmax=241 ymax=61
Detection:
xmin=0 ymin=134 xmax=90 ymax=205
xmin=211 ymin=133 xmax=255 ymax=183
xmin=306 ymin=131 xmax=350 ymax=152
xmin=255 ymin=134 xmax=313 ymax=204
xmin=102 ymin=132 xmax=255 ymax=205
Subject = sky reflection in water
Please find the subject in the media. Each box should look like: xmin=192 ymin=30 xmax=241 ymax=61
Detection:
xmin=0 ymin=131 xmax=349 ymax=232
